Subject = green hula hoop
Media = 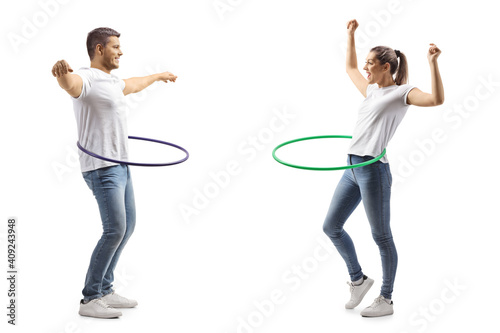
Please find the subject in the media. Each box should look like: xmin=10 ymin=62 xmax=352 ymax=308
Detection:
xmin=272 ymin=135 xmax=386 ymax=171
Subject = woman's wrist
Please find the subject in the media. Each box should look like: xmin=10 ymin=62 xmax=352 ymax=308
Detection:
xmin=428 ymin=59 xmax=439 ymax=67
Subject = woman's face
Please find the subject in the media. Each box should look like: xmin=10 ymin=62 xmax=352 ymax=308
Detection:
xmin=363 ymin=52 xmax=389 ymax=84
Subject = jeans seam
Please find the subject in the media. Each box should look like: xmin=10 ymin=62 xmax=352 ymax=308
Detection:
xmin=328 ymin=174 xmax=362 ymax=280
xmin=88 ymin=170 xmax=111 ymax=298
xmin=378 ymin=166 xmax=387 ymax=296
xmin=378 ymin=165 xmax=395 ymax=299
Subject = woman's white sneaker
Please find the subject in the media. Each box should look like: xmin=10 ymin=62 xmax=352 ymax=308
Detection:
xmin=78 ymin=298 xmax=122 ymax=318
xmin=345 ymin=275 xmax=374 ymax=309
xmin=360 ymin=295 xmax=394 ymax=317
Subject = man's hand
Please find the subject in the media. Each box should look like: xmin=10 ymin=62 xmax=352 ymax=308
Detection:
xmin=52 ymin=59 xmax=82 ymax=98
xmin=52 ymin=59 xmax=74 ymax=78
xmin=157 ymin=71 xmax=177 ymax=83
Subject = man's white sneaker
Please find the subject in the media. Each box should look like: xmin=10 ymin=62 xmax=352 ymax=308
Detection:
xmin=360 ymin=295 xmax=394 ymax=317
xmin=79 ymin=298 xmax=122 ymax=318
xmin=345 ymin=275 xmax=374 ymax=309
xmin=101 ymin=291 xmax=138 ymax=308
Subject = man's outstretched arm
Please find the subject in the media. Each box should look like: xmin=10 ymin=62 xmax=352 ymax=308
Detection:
xmin=123 ymin=71 xmax=177 ymax=96
xmin=52 ymin=60 xmax=83 ymax=98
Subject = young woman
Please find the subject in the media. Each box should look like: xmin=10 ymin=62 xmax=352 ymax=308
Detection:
xmin=322 ymin=19 xmax=444 ymax=317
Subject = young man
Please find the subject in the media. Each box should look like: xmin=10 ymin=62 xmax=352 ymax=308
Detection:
xmin=52 ymin=27 xmax=177 ymax=319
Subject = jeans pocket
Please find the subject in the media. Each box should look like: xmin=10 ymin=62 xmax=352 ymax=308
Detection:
xmin=82 ymin=172 xmax=94 ymax=191
xmin=383 ymin=164 xmax=393 ymax=187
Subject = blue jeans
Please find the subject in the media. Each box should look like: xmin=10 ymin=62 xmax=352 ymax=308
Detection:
xmin=323 ymin=155 xmax=397 ymax=299
xmin=81 ymin=164 xmax=136 ymax=302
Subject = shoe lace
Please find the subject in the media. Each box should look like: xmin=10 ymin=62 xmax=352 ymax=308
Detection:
xmin=346 ymin=281 xmax=355 ymax=293
xmin=93 ymin=298 xmax=111 ymax=309
xmin=112 ymin=292 xmax=128 ymax=301
xmin=368 ymin=295 xmax=386 ymax=308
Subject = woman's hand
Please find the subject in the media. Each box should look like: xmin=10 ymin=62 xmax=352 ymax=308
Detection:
xmin=427 ymin=43 xmax=441 ymax=63
xmin=347 ymin=19 xmax=359 ymax=36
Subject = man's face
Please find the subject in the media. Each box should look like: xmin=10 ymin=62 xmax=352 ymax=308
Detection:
xmin=100 ymin=36 xmax=122 ymax=71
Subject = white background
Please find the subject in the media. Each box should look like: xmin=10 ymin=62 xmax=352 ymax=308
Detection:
xmin=1 ymin=0 xmax=499 ymax=332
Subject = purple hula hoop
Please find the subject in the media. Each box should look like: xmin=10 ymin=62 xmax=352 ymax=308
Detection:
xmin=77 ymin=136 xmax=189 ymax=167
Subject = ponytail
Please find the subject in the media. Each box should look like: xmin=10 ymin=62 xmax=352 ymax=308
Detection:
xmin=394 ymin=51 xmax=408 ymax=85
xmin=370 ymin=46 xmax=409 ymax=85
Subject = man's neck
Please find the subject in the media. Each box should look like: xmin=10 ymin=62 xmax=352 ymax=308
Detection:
xmin=90 ymin=62 xmax=111 ymax=74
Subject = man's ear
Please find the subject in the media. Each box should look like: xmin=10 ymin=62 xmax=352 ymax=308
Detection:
xmin=96 ymin=44 xmax=104 ymax=57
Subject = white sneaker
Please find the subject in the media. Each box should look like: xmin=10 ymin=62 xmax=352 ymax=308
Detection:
xmin=101 ymin=291 xmax=138 ymax=308
xmin=345 ymin=275 xmax=374 ymax=309
xmin=361 ymin=295 xmax=394 ymax=317
xmin=79 ymin=298 xmax=122 ymax=318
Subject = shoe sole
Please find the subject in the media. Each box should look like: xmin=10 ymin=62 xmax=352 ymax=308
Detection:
xmin=79 ymin=311 xmax=122 ymax=319
xmin=345 ymin=278 xmax=374 ymax=309
xmin=361 ymin=310 xmax=394 ymax=318
xmin=104 ymin=302 xmax=138 ymax=308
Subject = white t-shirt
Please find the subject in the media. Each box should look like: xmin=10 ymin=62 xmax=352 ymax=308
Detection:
xmin=348 ymin=83 xmax=415 ymax=163
xmin=71 ymin=67 xmax=128 ymax=172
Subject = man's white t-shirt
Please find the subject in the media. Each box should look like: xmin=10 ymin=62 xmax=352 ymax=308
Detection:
xmin=72 ymin=67 xmax=128 ymax=172
xmin=348 ymin=83 xmax=415 ymax=163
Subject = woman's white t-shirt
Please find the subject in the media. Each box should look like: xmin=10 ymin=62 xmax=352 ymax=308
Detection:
xmin=348 ymin=83 xmax=415 ymax=163
xmin=71 ymin=67 xmax=129 ymax=172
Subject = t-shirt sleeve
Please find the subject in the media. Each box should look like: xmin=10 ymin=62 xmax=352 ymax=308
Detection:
xmin=401 ymin=84 xmax=416 ymax=106
xmin=72 ymin=68 xmax=92 ymax=100
xmin=120 ymin=79 xmax=126 ymax=91
xmin=366 ymin=84 xmax=377 ymax=97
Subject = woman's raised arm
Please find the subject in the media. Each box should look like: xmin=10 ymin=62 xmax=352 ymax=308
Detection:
xmin=407 ymin=43 xmax=444 ymax=106
xmin=345 ymin=19 xmax=369 ymax=98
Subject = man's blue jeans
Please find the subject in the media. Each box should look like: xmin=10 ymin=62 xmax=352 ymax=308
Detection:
xmin=323 ymin=154 xmax=397 ymax=299
xmin=81 ymin=164 xmax=136 ymax=302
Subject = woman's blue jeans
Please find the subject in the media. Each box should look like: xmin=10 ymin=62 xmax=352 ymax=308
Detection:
xmin=81 ymin=164 xmax=136 ymax=302
xmin=323 ymin=154 xmax=397 ymax=299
